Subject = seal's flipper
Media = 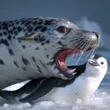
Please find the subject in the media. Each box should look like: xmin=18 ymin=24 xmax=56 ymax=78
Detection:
xmin=19 ymin=78 xmax=60 ymax=103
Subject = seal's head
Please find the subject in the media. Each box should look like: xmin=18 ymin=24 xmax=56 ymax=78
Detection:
xmin=87 ymin=54 xmax=108 ymax=77
xmin=52 ymin=19 xmax=100 ymax=78
xmin=18 ymin=17 xmax=100 ymax=79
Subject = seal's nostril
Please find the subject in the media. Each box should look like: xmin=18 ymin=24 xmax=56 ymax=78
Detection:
xmin=90 ymin=34 xmax=97 ymax=41
xmin=93 ymin=32 xmax=99 ymax=40
xmin=90 ymin=32 xmax=99 ymax=41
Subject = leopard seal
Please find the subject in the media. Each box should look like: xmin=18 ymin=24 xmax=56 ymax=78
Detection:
xmin=0 ymin=17 xmax=100 ymax=89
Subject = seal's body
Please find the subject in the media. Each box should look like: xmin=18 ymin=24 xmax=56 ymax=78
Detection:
xmin=0 ymin=17 xmax=100 ymax=89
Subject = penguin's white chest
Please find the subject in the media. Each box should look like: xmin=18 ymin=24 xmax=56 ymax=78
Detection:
xmin=39 ymin=76 xmax=99 ymax=103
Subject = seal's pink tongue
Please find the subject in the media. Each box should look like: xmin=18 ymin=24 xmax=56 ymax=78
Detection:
xmin=57 ymin=49 xmax=79 ymax=69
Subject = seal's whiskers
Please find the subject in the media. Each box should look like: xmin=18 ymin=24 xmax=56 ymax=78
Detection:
xmin=75 ymin=52 xmax=83 ymax=64
xmin=75 ymin=41 xmax=90 ymax=64
xmin=85 ymin=49 xmax=95 ymax=59
xmin=71 ymin=40 xmax=85 ymax=59
xmin=70 ymin=40 xmax=89 ymax=64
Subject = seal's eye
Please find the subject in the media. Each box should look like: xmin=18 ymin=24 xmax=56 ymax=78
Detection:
xmin=56 ymin=26 xmax=69 ymax=33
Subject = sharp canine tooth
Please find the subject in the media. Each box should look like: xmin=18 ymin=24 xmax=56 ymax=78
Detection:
xmin=72 ymin=72 xmax=77 ymax=75
xmin=68 ymin=68 xmax=76 ymax=73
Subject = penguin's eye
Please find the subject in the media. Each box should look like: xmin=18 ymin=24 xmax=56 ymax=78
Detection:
xmin=97 ymin=57 xmax=107 ymax=67
xmin=56 ymin=26 xmax=69 ymax=33
xmin=100 ymin=62 xmax=104 ymax=65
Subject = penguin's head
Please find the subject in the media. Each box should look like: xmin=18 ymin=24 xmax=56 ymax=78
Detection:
xmin=86 ymin=54 xmax=108 ymax=77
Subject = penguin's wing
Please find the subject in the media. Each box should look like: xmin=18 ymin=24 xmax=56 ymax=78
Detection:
xmin=19 ymin=78 xmax=60 ymax=103
xmin=0 ymin=78 xmax=46 ymax=101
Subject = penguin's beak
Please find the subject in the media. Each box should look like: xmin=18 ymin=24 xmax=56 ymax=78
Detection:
xmin=88 ymin=59 xmax=99 ymax=66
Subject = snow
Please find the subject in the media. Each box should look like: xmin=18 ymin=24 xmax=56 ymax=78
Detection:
xmin=0 ymin=90 xmax=109 ymax=110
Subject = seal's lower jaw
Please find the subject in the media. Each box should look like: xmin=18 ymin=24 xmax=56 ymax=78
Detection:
xmin=56 ymin=49 xmax=80 ymax=78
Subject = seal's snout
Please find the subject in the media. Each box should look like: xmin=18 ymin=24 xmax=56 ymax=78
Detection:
xmin=80 ymin=30 xmax=100 ymax=42
xmin=72 ymin=30 xmax=100 ymax=52
xmin=85 ymin=31 xmax=100 ymax=51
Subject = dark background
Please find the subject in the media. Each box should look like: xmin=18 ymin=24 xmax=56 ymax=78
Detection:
xmin=0 ymin=0 xmax=109 ymax=34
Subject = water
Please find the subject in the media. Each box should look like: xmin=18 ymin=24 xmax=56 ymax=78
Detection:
xmin=0 ymin=51 xmax=109 ymax=110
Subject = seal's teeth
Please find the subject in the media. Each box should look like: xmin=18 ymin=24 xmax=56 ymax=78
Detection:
xmin=72 ymin=72 xmax=77 ymax=75
xmin=68 ymin=68 xmax=76 ymax=74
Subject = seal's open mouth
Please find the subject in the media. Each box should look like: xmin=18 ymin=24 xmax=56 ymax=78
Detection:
xmin=56 ymin=48 xmax=92 ymax=78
